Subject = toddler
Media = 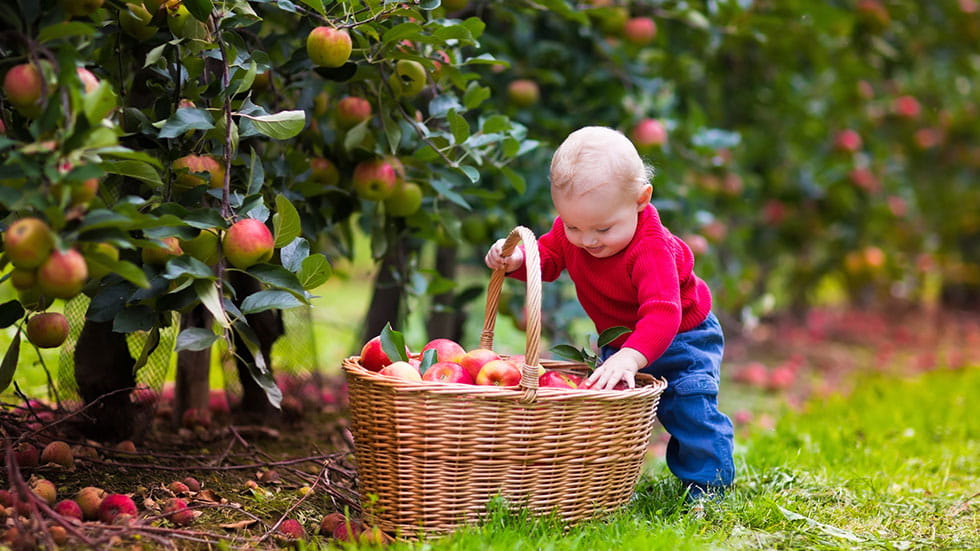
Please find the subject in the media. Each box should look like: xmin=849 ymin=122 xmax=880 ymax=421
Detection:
xmin=485 ymin=126 xmax=735 ymax=499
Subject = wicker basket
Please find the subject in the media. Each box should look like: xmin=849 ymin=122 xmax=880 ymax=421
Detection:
xmin=343 ymin=226 xmax=666 ymax=536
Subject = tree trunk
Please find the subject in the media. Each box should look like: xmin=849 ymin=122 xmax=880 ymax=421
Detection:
xmin=426 ymin=245 xmax=465 ymax=343
xmin=228 ymin=270 xmax=285 ymax=422
xmin=362 ymin=242 xmax=410 ymax=343
xmin=174 ymin=304 xmax=211 ymax=427
xmin=73 ymin=320 xmax=144 ymax=442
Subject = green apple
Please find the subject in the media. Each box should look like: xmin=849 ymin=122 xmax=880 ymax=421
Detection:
xmin=384 ymin=182 xmax=423 ymax=217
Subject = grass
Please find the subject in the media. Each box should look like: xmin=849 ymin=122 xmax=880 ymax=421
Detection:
xmin=337 ymin=366 xmax=979 ymax=551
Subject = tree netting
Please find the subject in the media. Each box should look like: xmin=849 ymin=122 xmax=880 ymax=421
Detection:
xmin=53 ymin=294 xmax=317 ymax=405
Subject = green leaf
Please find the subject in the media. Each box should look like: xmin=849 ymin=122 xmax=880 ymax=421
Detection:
xmin=0 ymin=300 xmax=25 ymax=329
xmin=597 ymin=326 xmax=632 ymax=347
xmin=380 ymin=323 xmax=408 ymax=363
xmin=38 ymin=21 xmax=95 ymax=43
xmin=297 ymin=253 xmax=332 ymax=290
xmin=296 ymin=0 xmax=325 ymax=15
xmin=247 ymin=148 xmax=264 ymax=195
xmin=0 ymin=332 xmax=20 ymax=394
xmin=462 ymin=83 xmax=491 ymax=110
xmin=163 ymin=256 xmax=216 ymax=280
xmin=113 ymin=306 xmax=156 ymax=333
xmin=184 ymin=0 xmax=214 ymax=21
xmin=145 ymin=43 xmax=167 ymax=67
xmin=83 ymin=82 xmax=117 ymax=125
xmin=195 ymin=279 xmax=230 ymax=328
xmin=501 ymin=166 xmax=526 ymax=195
xmin=245 ymin=264 xmax=307 ymax=298
xmin=458 ymin=165 xmax=479 ymax=184
xmin=447 ymin=109 xmax=470 ymax=145
xmin=280 ymin=237 xmax=310 ymax=272
xmin=551 ymin=344 xmax=586 ymax=363
xmin=240 ymin=290 xmax=303 ymax=314
xmin=382 ymin=22 xmax=423 ymax=45
xmin=131 ymin=326 xmax=161 ymax=373
xmin=430 ymin=177 xmax=471 ymax=209
xmin=241 ymin=110 xmax=305 ymax=140
xmin=175 ymin=327 xmax=219 ymax=351
xmin=418 ymin=348 xmax=437 ymax=375
xmin=158 ymin=108 xmax=214 ymax=139
xmin=273 ymin=194 xmax=301 ymax=248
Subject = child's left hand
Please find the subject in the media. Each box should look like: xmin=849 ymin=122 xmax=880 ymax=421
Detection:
xmin=583 ymin=348 xmax=647 ymax=390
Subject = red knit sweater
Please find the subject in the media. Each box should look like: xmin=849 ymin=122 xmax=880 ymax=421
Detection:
xmin=510 ymin=204 xmax=713 ymax=364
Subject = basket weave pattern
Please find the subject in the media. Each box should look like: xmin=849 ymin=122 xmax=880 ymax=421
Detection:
xmin=343 ymin=227 xmax=666 ymax=535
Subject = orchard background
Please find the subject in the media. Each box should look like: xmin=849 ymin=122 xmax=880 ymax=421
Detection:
xmin=0 ymin=0 xmax=978 ymax=548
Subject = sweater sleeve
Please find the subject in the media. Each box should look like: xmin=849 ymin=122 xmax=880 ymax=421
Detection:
xmin=621 ymin=235 xmax=683 ymax=364
xmin=508 ymin=218 xmax=566 ymax=283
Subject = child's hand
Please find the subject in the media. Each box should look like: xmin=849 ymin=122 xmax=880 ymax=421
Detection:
xmin=584 ymin=348 xmax=647 ymax=390
xmin=484 ymin=239 xmax=524 ymax=272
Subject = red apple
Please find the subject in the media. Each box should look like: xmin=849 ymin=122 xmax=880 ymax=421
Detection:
xmin=420 ymin=338 xmax=467 ymax=364
xmin=222 ymin=218 xmax=274 ymax=269
xmin=475 ymin=359 xmax=522 ymax=387
xmin=385 ymin=182 xmax=423 ymax=217
xmin=358 ymin=335 xmax=404 ymax=372
xmin=26 ymin=313 xmax=70 ymax=349
xmin=733 ymin=362 xmax=768 ymax=387
xmin=892 ymin=95 xmax=921 ymax=119
xmin=352 ymin=159 xmax=398 ymax=201
xmin=76 ymin=67 xmax=100 ymax=93
xmin=163 ymin=498 xmax=196 ymax=526
xmin=833 ymin=129 xmax=862 ymax=153
xmin=141 ymin=236 xmax=183 ymax=266
xmin=422 ymin=361 xmax=474 ymax=384
xmin=3 ymin=217 xmax=54 ymax=268
xmin=539 ymin=370 xmax=583 ymax=389
xmin=378 ymin=360 xmax=422 ymax=381
xmin=172 ymin=154 xmax=225 ymax=190
xmin=630 ymin=118 xmax=667 ymax=149
xmin=3 ymin=63 xmax=45 ymax=116
xmin=335 ymin=96 xmax=372 ymax=129
xmin=307 ymin=26 xmax=352 ymax=68
xmin=766 ymin=366 xmax=796 ymax=391
xmin=310 ymin=157 xmax=340 ymax=187
xmin=683 ymin=233 xmax=709 ymax=256
xmin=849 ymin=167 xmax=880 ymax=193
xmin=98 ymin=493 xmax=137 ymax=523
xmin=459 ymin=348 xmax=501 ymax=379
xmin=506 ymin=79 xmax=539 ymax=107
xmin=54 ymin=499 xmax=84 ymax=521
xmin=37 ymin=248 xmax=89 ymax=299
xmin=623 ymin=17 xmax=657 ymax=45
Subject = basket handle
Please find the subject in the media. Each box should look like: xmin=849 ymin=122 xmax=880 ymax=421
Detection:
xmin=480 ymin=226 xmax=542 ymax=403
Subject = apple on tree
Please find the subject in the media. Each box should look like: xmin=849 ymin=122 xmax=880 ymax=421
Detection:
xmin=222 ymin=218 xmax=275 ymax=269
xmin=630 ymin=118 xmax=667 ymax=149
xmin=389 ymin=60 xmax=427 ymax=97
xmin=179 ymin=229 xmax=220 ymax=266
xmin=623 ymin=16 xmax=657 ymax=45
xmin=37 ymin=248 xmax=89 ymax=299
xmin=26 ymin=312 xmax=70 ymax=349
xmin=352 ymin=159 xmax=398 ymax=201
xmin=306 ymin=26 xmax=353 ymax=68
xmin=506 ymin=79 xmax=539 ymax=108
xmin=141 ymin=236 xmax=183 ymax=266
xmin=172 ymin=154 xmax=225 ymax=190
xmin=384 ymin=182 xmax=423 ymax=217
xmin=3 ymin=217 xmax=54 ymax=269
xmin=335 ymin=96 xmax=372 ymax=129
xmin=2 ymin=63 xmax=46 ymax=117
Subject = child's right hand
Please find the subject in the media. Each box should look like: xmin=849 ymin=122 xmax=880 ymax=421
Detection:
xmin=485 ymin=239 xmax=524 ymax=272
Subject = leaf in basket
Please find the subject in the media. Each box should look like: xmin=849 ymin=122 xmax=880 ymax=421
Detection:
xmin=597 ymin=326 xmax=632 ymax=348
xmin=380 ymin=323 xmax=409 ymax=362
xmin=551 ymin=344 xmax=586 ymax=363
xmin=418 ymin=348 xmax=437 ymax=375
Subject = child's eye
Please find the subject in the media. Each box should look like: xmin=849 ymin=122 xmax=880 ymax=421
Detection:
xmin=597 ymin=227 xmax=610 ymax=233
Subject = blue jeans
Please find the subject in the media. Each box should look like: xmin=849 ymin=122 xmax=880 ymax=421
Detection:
xmin=602 ymin=312 xmax=735 ymax=489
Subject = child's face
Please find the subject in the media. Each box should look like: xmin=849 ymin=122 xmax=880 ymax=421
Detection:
xmin=553 ymin=183 xmax=651 ymax=258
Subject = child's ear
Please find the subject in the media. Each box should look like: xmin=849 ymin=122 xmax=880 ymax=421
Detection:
xmin=636 ymin=184 xmax=653 ymax=210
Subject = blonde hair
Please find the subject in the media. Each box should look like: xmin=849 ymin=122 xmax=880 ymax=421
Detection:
xmin=549 ymin=126 xmax=653 ymax=199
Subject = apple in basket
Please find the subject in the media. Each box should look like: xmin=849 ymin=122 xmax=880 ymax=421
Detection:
xmin=506 ymin=354 xmax=546 ymax=377
xmin=420 ymin=338 xmax=466 ymax=364
xmin=539 ymin=370 xmax=583 ymax=389
xmin=421 ymin=361 xmax=474 ymax=384
xmin=475 ymin=359 xmax=522 ymax=386
xmin=359 ymin=335 xmax=409 ymax=372
xmin=459 ymin=348 xmax=501 ymax=379
xmin=378 ymin=361 xmax=422 ymax=381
